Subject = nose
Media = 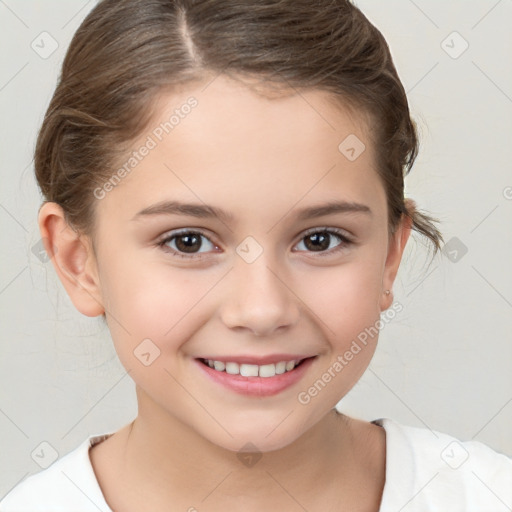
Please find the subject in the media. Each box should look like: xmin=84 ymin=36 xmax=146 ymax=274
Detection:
xmin=219 ymin=254 xmax=300 ymax=337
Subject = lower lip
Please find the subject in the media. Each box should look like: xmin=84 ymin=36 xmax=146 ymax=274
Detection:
xmin=194 ymin=357 xmax=316 ymax=397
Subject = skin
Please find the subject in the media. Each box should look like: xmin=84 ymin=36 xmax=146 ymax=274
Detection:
xmin=39 ymin=74 xmax=412 ymax=511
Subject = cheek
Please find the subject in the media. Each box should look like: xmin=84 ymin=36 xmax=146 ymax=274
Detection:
xmin=296 ymin=257 xmax=384 ymax=379
xmin=299 ymin=257 xmax=383 ymax=332
xmin=101 ymin=258 xmax=214 ymax=362
xmin=291 ymin=264 xmax=384 ymax=415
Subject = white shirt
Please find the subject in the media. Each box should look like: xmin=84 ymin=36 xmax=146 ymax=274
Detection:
xmin=1 ymin=418 xmax=511 ymax=511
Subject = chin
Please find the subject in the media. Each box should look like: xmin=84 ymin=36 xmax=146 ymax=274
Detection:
xmin=203 ymin=421 xmax=303 ymax=454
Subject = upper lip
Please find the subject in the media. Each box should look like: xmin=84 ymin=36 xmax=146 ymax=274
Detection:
xmin=198 ymin=354 xmax=316 ymax=365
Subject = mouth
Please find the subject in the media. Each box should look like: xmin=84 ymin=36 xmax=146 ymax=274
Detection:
xmin=197 ymin=356 xmax=312 ymax=377
xmin=194 ymin=356 xmax=317 ymax=397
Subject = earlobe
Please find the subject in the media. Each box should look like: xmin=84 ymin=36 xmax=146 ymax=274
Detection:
xmin=38 ymin=202 xmax=105 ymax=317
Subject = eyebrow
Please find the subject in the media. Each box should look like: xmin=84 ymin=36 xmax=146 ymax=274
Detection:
xmin=131 ymin=199 xmax=372 ymax=223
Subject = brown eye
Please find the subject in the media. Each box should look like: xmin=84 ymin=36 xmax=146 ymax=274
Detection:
xmin=173 ymin=233 xmax=202 ymax=253
xmin=303 ymin=232 xmax=331 ymax=251
xmin=295 ymin=228 xmax=353 ymax=256
xmin=158 ymin=230 xmax=216 ymax=259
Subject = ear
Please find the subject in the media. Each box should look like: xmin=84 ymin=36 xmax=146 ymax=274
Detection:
xmin=38 ymin=202 xmax=105 ymax=317
xmin=380 ymin=198 xmax=414 ymax=311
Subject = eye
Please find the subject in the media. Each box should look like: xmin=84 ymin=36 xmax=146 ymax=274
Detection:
xmin=157 ymin=229 xmax=218 ymax=259
xmin=293 ymin=227 xmax=353 ymax=257
xmin=157 ymin=227 xmax=353 ymax=260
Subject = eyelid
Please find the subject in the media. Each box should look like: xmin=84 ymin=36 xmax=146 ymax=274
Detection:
xmin=299 ymin=225 xmax=354 ymax=242
xmin=157 ymin=226 xmax=213 ymax=239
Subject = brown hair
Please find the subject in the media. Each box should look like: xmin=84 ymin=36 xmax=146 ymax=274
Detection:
xmin=35 ymin=0 xmax=443 ymax=257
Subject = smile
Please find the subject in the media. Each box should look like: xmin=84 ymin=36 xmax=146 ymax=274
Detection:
xmin=195 ymin=356 xmax=317 ymax=397
xmin=199 ymin=358 xmax=303 ymax=377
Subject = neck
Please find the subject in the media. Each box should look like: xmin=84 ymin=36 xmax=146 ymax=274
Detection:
xmin=115 ymin=388 xmax=360 ymax=510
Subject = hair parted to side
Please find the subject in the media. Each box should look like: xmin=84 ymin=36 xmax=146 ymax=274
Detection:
xmin=35 ymin=0 xmax=443 ymax=258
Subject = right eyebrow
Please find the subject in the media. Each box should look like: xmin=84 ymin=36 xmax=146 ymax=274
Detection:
xmin=131 ymin=201 xmax=235 ymax=223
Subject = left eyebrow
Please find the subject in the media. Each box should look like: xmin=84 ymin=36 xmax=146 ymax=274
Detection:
xmin=294 ymin=200 xmax=372 ymax=220
xmin=131 ymin=199 xmax=372 ymax=223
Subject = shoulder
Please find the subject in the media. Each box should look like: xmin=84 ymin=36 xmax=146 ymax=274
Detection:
xmin=374 ymin=418 xmax=512 ymax=511
xmin=0 ymin=433 xmax=114 ymax=512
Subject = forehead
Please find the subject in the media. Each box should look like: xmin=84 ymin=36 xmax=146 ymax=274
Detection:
xmin=149 ymin=75 xmax=372 ymax=157
xmin=96 ymin=75 xmax=385 ymax=226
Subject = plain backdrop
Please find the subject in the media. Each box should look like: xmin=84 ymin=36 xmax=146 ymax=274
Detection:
xmin=1 ymin=0 xmax=511 ymax=497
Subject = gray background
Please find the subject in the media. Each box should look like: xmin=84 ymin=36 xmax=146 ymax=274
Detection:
xmin=1 ymin=0 xmax=511 ymax=498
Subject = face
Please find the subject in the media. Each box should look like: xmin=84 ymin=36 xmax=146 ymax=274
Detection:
xmin=83 ymin=75 xmax=405 ymax=452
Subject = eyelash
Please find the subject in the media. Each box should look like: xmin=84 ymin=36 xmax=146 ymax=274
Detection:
xmin=156 ymin=227 xmax=354 ymax=260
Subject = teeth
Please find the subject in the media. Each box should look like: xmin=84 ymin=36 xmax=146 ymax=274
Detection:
xmin=225 ymin=362 xmax=239 ymax=375
xmin=258 ymin=364 xmax=275 ymax=378
xmin=204 ymin=358 xmax=304 ymax=377
xmin=240 ymin=364 xmax=259 ymax=377
xmin=275 ymin=361 xmax=286 ymax=374
xmin=213 ymin=361 xmax=225 ymax=371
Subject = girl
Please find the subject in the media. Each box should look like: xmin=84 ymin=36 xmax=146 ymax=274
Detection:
xmin=2 ymin=0 xmax=511 ymax=510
